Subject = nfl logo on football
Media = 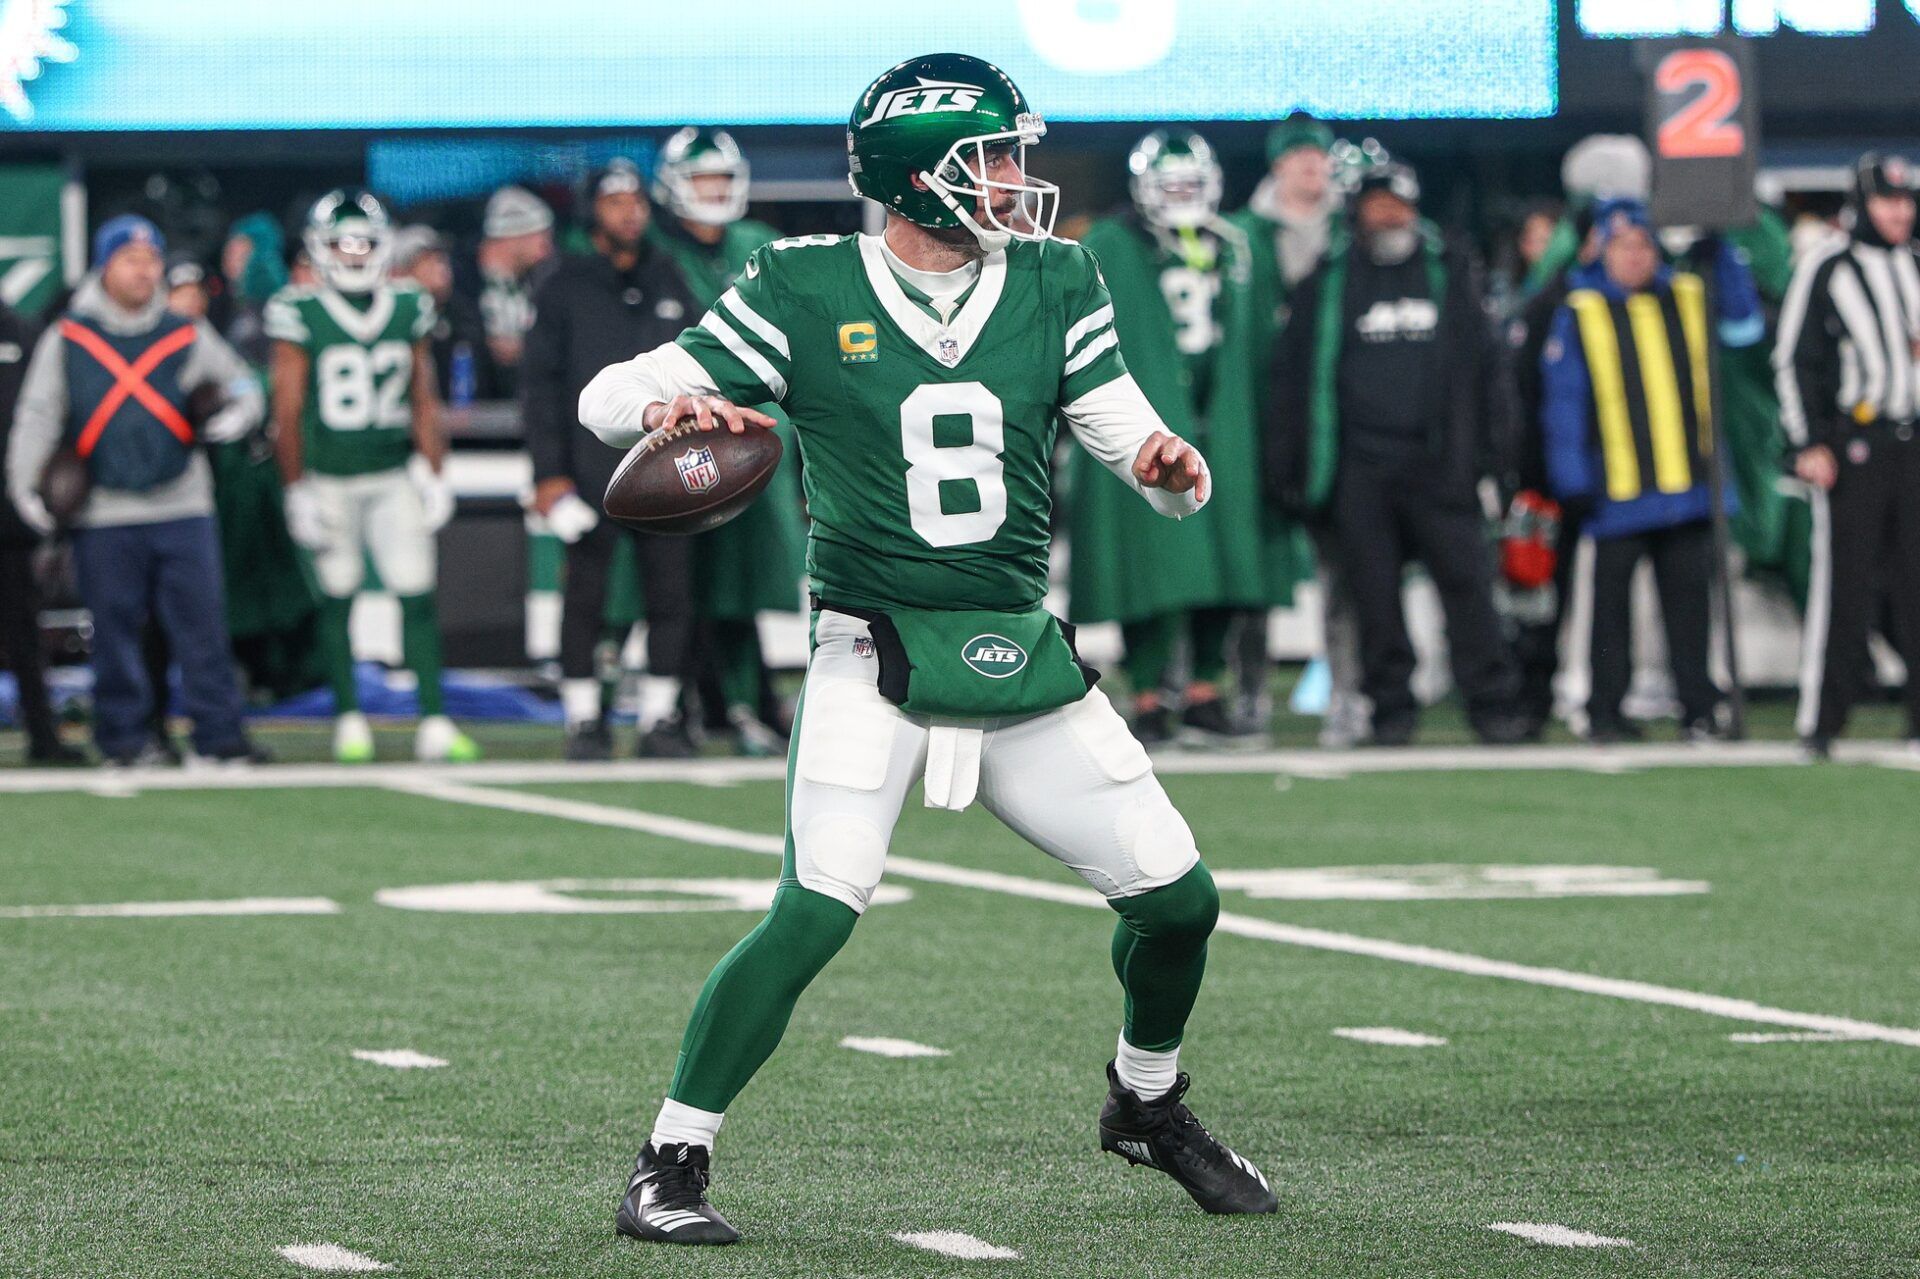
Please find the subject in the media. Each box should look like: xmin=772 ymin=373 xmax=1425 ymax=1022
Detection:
xmin=674 ymin=446 xmax=720 ymax=494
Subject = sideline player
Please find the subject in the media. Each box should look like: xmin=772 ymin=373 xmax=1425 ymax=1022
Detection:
xmin=269 ymin=190 xmax=479 ymax=763
xmin=579 ymin=55 xmax=1277 ymax=1244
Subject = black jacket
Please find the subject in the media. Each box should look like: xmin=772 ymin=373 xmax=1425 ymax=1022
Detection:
xmin=1265 ymin=228 xmax=1516 ymax=515
xmin=0 ymin=305 xmax=40 ymax=546
xmin=520 ymin=244 xmax=700 ymax=504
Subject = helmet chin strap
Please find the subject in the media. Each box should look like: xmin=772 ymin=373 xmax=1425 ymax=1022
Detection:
xmin=922 ymin=170 xmax=1010 ymax=253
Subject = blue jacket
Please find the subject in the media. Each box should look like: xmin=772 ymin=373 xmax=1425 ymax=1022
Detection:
xmin=1540 ymin=243 xmax=1762 ymax=539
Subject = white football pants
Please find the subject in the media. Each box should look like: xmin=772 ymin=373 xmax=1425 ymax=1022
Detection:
xmin=305 ymin=468 xmax=436 ymax=599
xmin=788 ymin=609 xmax=1201 ymax=914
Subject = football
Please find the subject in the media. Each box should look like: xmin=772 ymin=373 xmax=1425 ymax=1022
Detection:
xmin=601 ymin=418 xmax=784 ymax=536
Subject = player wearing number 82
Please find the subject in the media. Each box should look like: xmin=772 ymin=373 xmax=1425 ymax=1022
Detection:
xmin=579 ymin=53 xmax=1275 ymax=1247
xmin=267 ymin=190 xmax=479 ymax=764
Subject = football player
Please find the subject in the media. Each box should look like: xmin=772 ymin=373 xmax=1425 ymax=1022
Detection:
xmin=1069 ymin=129 xmax=1280 ymax=748
xmin=268 ymin=189 xmax=480 ymax=763
xmin=580 ymin=55 xmax=1276 ymax=1245
xmin=648 ymin=128 xmax=807 ymax=757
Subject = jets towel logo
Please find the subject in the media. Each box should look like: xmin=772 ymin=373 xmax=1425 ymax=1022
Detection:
xmin=674 ymin=446 xmax=719 ymax=494
xmin=859 ymin=78 xmax=985 ymax=127
xmin=961 ymin=634 xmax=1027 ymax=679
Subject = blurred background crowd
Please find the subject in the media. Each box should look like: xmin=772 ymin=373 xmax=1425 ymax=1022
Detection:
xmin=3 ymin=11 xmax=1919 ymax=768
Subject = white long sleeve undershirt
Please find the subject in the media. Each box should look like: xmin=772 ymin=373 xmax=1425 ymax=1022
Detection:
xmin=576 ymin=347 xmax=1205 ymax=519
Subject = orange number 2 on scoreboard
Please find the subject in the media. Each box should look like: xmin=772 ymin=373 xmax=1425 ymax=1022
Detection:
xmin=1656 ymin=49 xmax=1744 ymax=160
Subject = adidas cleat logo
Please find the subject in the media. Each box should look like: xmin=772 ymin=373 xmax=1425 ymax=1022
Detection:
xmin=1116 ymin=1139 xmax=1157 ymax=1167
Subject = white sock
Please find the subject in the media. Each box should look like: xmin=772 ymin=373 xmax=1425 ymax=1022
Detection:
xmin=561 ymin=678 xmax=601 ymax=728
xmin=650 ymin=1097 xmax=724 ymax=1152
xmin=1115 ymin=1033 xmax=1179 ymax=1099
xmin=636 ymin=675 xmax=679 ymax=730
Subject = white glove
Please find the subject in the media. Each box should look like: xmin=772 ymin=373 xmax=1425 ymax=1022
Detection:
xmin=13 ymin=489 xmax=55 ymax=537
xmin=283 ymin=479 xmax=333 ymax=549
xmin=545 ymin=492 xmax=600 ymax=544
xmin=200 ymin=401 xmax=255 ymax=444
xmin=409 ymin=454 xmax=455 ymax=532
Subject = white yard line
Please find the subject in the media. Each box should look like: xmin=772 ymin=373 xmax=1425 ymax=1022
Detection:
xmin=0 ymin=897 xmax=340 ymax=919
xmin=3 ymin=739 xmax=1915 ymax=794
xmin=1727 ymin=1031 xmax=1865 ymax=1043
xmin=841 ymin=1036 xmax=951 ymax=1058
xmin=351 ymin=1049 xmax=449 ymax=1069
xmin=891 ymin=1230 xmax=1021 ymax=1260
xmin=391 ymin=780 xmax=1920 ymax=1050
xmin=1488 ymin=1222 xmax=1633 ymax=1248
xmin=277 ymin=1243 xmax=392 ymax=1272
xmin=1333 ymin=1027 xmax=1449 ymax=1047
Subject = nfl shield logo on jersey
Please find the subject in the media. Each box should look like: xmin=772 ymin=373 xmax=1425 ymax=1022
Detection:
xmin=937 ymin=336 xmax=960 ymax=366
xmin=674 ymin=447 xmax=720 ymax=494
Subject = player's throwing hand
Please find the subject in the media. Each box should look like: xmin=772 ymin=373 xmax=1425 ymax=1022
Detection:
xmin=645 ymin=393 xmax=777 ymax=436
xmin=1132 ymin=430 xmax=1211 ymax=504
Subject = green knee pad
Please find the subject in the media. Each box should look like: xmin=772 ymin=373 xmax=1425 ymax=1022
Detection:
xmin=1109 ymin=863 xmax=1219 ymax=1053
xmin=668 ymin=883 xmax=858 ymax=1113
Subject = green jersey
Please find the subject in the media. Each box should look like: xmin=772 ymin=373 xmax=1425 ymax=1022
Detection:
xmin=674 ymin=233 xmax=1127 ymax=613
xmin=264 ymin=281 xmax=434 ymax=476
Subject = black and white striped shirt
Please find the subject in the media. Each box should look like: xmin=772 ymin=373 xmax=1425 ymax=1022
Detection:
xmin=1773 ymin=234 xmax=1920 ymax=444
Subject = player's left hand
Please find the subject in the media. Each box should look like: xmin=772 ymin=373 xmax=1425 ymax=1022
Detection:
xmin=1133 ymin=431 xmax=1211 ymax=504
xmin=409 ymin=454 xmax=455 ymax=532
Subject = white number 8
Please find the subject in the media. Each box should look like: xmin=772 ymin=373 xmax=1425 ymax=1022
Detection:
xmin=900 ymin=381 xmax=1006 ymax=548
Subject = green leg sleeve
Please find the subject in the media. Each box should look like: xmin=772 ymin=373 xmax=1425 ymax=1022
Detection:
xmin=1188 ymin=608 xmax=1235 ymax=686
xmin=1108 ymin=863 xmax=1220 ymax=1052
xmin=667 ymin=884 xmax=858 ymax=1113
xmin=715 ymin=619 xmax=763 ymax=712
xmin=399 ymin=593 xmax=446 ymax=718
xmin=1121 ymin=614 xmax=1181 ymax=695
xmin=317 ymin=595 xmax=357 ymax=714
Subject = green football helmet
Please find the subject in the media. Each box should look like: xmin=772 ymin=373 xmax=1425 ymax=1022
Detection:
xmin=847 ymin=52 xmax=1058 ymax=251
xmin=305 ymin=188 xmax=392 ymax=294
xmin=1129 ymin=129 xmax=1223 ymax=231
xmin=655 ymin=126 xmax=749 ymax=226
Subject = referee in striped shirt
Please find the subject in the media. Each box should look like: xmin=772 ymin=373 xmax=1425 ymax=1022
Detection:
xmin=1773 ymin=153 xmax=1920 ymax=757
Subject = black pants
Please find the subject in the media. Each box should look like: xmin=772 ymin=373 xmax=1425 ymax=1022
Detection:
xmin=1588 ymin=520 xmax=1719 ymax=728
xmin=0 ymin=542 xmax=60 ymax=752
xmin=1331 ymin=458 xmax=1519 ymax=727
xmin=559 ymin=518 xmax=697 ymax=682
xmin=1801 ymin=428 xmax=1920 ymax=741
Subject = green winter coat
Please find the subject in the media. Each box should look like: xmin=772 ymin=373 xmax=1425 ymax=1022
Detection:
xmin=641 ymin=218 xmax=807 ymax=620
xmin=1067 ymin=216 xmax=1300 ymax=625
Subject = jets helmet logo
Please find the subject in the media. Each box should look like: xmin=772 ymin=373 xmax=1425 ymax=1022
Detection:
xmin=674 ymin=446 xmax=720 ymax=495
xmin=859 ymin=78 xmax=985 ymax=127
xmin=961 ymin=634 xmax=1027 ymax=679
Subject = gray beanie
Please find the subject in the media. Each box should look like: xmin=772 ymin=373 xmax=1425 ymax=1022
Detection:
xmin=484 ymin=185 xmax=554 ymax=239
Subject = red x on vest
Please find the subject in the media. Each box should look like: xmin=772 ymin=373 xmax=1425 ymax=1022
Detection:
xmin=59 ymin=319 xmax=198 ymax=458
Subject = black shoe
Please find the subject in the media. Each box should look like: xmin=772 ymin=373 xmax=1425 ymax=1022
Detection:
xmin=637 ymin=716 xmax=697 ymax=760
xmin=616 ymin=1142 xmax=740 ymax=1245
xmin=1130 ymin=705 xmax=1174 ymax=748
xmin=27 ymin=741 xmax=88 ymax=767
xmin=565 ymin=719 xmax=612 ymax=762
xmin=107 ymin=742 xmax=178 ymax=770
xmin=1588 ymin=718 xmax=1645 ymax=745
xmin=1801 ymin=735 xmax=1832 ymax=762
xmin=1098 ymin=1063 xmax=1277 ymax=1215
xmin=1369 ymin=715 xmax=1417 ymax=748
xmin=1470 ymin=712 xmax=1531 ymax=746
xmin=1179 ymin=696 xmax=1257 ymax=747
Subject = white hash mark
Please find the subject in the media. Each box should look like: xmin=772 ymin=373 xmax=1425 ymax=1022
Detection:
xmin=277 ymin=1243 xmax=392 ymax=1272
xmin=351 ymin=1049 xmax=448 ymax=1070
xmin=840 ymin=1036 xmax=950 ymax=1059
xmin=1488 ymin=1222 xmax=1633 ymax=1248
xmin=892 ymin=1230 xmax=1021 ymax=1260
xmin=1333 ymin=1027 xmax=1449 ymax=1047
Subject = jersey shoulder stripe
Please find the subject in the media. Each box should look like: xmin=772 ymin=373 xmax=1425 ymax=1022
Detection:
xmin=696 ymin=309 xmax=786 ymax=401
xmin=719 ymin=286 xmax=789 ymax=358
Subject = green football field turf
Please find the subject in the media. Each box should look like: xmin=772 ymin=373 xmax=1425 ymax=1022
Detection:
xmin=3 ymin=755 xmax=1917 ymax=1277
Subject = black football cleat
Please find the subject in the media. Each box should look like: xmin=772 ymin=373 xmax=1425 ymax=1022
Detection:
xmin=1099 ymin=1062 xmax=1278 ymax=1215
xmin=616 ymin=1142 xmax=740 ymax=1245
